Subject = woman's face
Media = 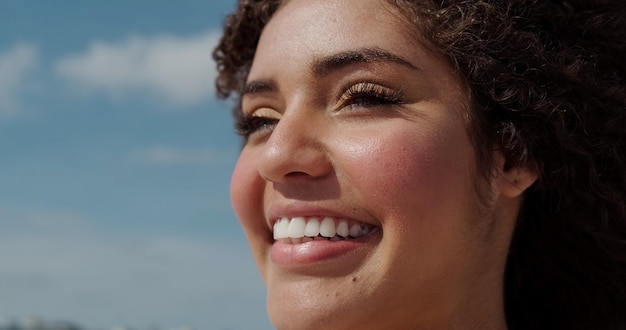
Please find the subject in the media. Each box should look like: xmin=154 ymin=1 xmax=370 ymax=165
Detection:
xmin=231 ymin=0 xmax=525 ymax=328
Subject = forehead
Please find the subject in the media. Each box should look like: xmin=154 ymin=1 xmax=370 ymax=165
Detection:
xmin=250 ymin=0 xmax=427 ymax=76
xmin=270 ymin=0 xmax=405 ymax=38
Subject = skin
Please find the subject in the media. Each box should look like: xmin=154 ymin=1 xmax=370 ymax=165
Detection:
xmin=230 ymin=0 xmax=538 ymax=328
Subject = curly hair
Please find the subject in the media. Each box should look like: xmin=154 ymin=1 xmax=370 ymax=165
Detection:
xmin=213 ymin=1 xmax=626 ymax=329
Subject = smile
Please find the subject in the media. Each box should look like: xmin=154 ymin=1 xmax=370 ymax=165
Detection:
xmin=273 ymin=216 xmax=376 ymax=243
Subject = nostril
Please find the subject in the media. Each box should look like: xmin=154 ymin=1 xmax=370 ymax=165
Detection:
xmin=285 ymin=171 xmax=313 ymax=179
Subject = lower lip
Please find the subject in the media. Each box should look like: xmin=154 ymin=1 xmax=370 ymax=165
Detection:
xmin=270 ymin=233 xmax=377 ymax=267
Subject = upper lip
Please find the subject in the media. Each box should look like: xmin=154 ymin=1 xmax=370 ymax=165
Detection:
xmin=265 ymin=202 xmax=376 ymax=230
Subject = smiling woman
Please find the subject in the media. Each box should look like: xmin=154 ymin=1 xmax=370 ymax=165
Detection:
xmin=213 ymin=0 xmax=626 ymax=329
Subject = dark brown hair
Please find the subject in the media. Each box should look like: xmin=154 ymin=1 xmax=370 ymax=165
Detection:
xmin=213 ymin=1 xmax=626 ymax=329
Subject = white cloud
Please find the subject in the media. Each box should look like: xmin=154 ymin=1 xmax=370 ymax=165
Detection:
xmin=0 ymin=43 xmax=39 ymax=116
xmin=128 ymin=145 xmax=237 ymax=166
xmin=55 ymin=30 xmax=220 ymax=106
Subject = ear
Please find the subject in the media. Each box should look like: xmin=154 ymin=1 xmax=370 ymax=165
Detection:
xmin=493 ymin=152 xmax=539 ymax=198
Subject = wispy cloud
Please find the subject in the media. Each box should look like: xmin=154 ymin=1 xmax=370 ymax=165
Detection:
xmin=128 ymin=145 xmax=236 ymax=167
xmin=0 ymin=204 xmax=89 ymax=232
xmin=0 ymin=232 xmax=270 ymax=329
xmin=54 ymin=30 xmax=220 ymax=106
xmin=0 ymin=43 xmax=39 ymax=117
xmin=22 ymin=211 xmax=87 ymax=231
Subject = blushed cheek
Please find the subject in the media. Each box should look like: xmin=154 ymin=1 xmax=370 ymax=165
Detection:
xmin=341 ymin=127 xmax=475 ymax=222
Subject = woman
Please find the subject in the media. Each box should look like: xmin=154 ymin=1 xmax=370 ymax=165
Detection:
xmin=213 ymin=0 xmax=626 ymax=329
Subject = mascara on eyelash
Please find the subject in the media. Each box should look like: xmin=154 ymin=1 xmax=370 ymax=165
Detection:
xmin=235 ymin=114 xmax=278 ymax=137
xmin=341 ymin=82 xmax=405 ymax=107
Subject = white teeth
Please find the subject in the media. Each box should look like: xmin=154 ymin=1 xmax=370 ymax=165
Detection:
xmin=336 ymin=220 xmax=349 ymax=238
xmin=349 ymin=224 xmax=361 ymax=237
xmin=287 ymin=216 xmax=306 ymax=238
xmin=275 ymin=218 xmax=290 ymax=239
xmin=304 ymin=218 xmax=320 ymax=237
xmin=319 ymin=217 xmax=336 ymax=238
xmin=272 ymin=216 xmax=374 ymax=242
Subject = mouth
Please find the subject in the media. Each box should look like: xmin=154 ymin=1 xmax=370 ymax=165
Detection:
xmin=273 ymin=216 xmax=377 ymax=244
xmin=268 ymin=213 xmax=380 ymax=267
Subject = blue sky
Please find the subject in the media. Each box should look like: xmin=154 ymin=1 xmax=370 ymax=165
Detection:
xmin=0 ymin=1 xmax=271 ymax=329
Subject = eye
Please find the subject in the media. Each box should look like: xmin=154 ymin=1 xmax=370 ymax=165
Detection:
xmin=236 ymin=115 xmax=278 ymax=138
xmin=235 ymin=108 xmax=281 ymax=138
xmin=338 ymin=82 xmax=404 ymax=111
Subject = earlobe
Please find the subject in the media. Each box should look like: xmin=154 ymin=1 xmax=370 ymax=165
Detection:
xmin=491 ymin=151 xmax=539 ymax=198
xmin=497 ymin=165 xmax=539 ymax=198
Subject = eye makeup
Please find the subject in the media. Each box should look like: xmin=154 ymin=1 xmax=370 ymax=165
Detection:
xmin=236 ymin=114 xmax=278 ymax=138
xmin=235 ymin=81 xmax=405 ymax=138
xmin=337 ymin=82 xmax=405 ymax=111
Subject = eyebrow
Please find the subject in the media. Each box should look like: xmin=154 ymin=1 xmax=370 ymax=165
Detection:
xmin=311 ymin=47 xmax=420 ymax=76
xmin=241 ymin=80 xmax=275 ymax=96
xmin=241 ymin=47 xmax=420 ymax=96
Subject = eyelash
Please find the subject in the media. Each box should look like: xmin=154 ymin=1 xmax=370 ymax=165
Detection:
xmin=236 ymin=114 xmax=278 ymax=138
xmin=235 ymin=83 xmax=404 ymax=138
xmin=338 ymin=82 xmax=404 ymax=110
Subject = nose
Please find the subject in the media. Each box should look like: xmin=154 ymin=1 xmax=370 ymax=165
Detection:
xmin=257 ymin=110 xmax=333 ymax=184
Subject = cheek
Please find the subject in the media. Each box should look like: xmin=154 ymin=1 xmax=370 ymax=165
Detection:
xmin=230 ymin=150 xmax=265 ymax=233
xmin=339 ymin=123 xmax=476 ymax=225
xmin=337 ymin=122 xmax=482 ymax=292
xmin=231 ymin=150 xmax=273 ymax=281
